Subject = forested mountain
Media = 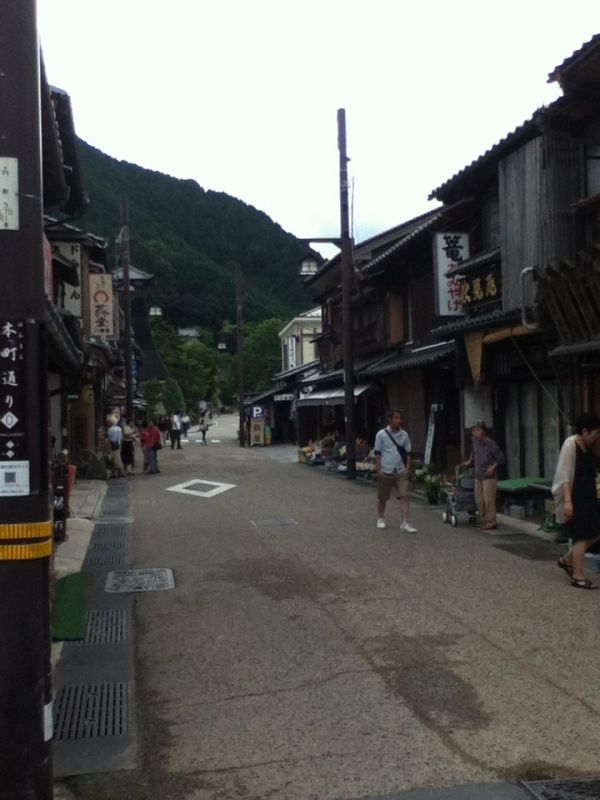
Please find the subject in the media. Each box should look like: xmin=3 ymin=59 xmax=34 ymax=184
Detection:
xmin=75 ymin=140 xmax=312 ymax=331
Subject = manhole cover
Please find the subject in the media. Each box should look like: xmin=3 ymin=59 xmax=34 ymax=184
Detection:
xmin=53 ymin=682 xmax=128 ymax=740
xmin=250 ymin=518 xmax=297 ymax=527
xmin=104 ymin=568 xmax=175 ymax=593
xmin=523 ymin=777 xmax=600 ymax=799
xmin=68 ymin=610 xmax=127 ymax=645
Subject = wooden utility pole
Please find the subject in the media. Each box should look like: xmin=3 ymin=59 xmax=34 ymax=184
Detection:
xmin=0 ymin=1 xmax=54 ymax=797
xmin=120 ymin=198 xmax=134 ymax=423
xmin=338 ymin=109 xmax=356 ymax=480
xmin=235 ymin=266 xmax=245 ymax=447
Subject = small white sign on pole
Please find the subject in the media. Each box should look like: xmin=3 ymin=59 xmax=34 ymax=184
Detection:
xmin=0 ymin=158 xmax=19 ymax=230
xmin=0 ymin=460 xmax=30 ymax=496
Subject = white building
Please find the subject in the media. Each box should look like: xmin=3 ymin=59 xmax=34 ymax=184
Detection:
xmin=278 ymin=307 xmax=321 ymax=372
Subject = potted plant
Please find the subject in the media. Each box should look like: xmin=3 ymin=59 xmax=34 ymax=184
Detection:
xmin=424 ymin=472 xmax=442 ymax=504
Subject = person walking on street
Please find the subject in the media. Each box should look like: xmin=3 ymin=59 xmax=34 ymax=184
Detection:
xmin=140 ymin=421 xmax=152 ymax=474
xmin=147 ymin=419 xmax=162 ymax=473
xmin=157 ymin=415 xmax=169 ymax=446
xmin=170 ymin=412 xmax=182 ymax=450
xmin=199 ymin=417 xmax=210 ymax=445
xmin=374 ymin=409 xmax=417 ymax=533
xmin=553 ymin=413 xmax=600 ymax=590
xmin=121 ymin=419 xmax=137 ymax=475
xmin=106 ymin=416 xmax=125 ymax=478
xmin=461 ymin=421 xmax=504 ymax=530
xmin=181 ymin=412 xmax=191 ymax=440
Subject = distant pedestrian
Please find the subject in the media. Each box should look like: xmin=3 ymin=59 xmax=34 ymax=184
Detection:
xmin=199 ymin=417 xmax=210 ymax=445
xmin=157 ymin=415 xmax=169 ymax=446
xmin=140 ymin=421 xmax=152 ymax=473
xmin=461 ymin=421 xmax=504 ymax=530
xmin=374 ymin=409 xmax=416 ymax=533
xmin=181 ymin=412 xmax=191 ymax=440
xmin=553 ymin=413 xmax=600 ymax=590
xmin=141 ymin=419 xmax=162 ymax=474
xmin=121 ymin=420 xmax=137 ymax=475
xmin=170 ymin=412 xmax=182 ymax=450
xmin=106 ymin=417 xmax=125 ymax=478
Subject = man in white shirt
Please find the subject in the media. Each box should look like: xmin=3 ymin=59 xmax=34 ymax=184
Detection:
xmin=170 ymin=412 xmax=182 ymax=450
xmin=374 ymin=409 xmax=417 ymax=533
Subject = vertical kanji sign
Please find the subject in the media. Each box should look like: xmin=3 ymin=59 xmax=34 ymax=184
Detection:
xmin=433 ymin=232 xmax=469 ymax=316
xmin=0 ymin=319 xmax=29 ymax=495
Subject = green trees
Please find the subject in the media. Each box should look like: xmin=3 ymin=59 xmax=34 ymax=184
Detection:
xmin=242 ymin=318 xmax=284 ymax=393
xmin=144 ymin=317 xmax=284 ymax=411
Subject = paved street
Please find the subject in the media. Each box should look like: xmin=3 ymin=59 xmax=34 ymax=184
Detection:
xmin=68 ymin=415 xmax=600 ymax=800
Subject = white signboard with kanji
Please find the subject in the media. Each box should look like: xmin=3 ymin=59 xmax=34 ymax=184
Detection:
xmin=433 ymin=233 xmax=469 ymax=316
xmin=89 ymin=273 xmax=114 ymax=339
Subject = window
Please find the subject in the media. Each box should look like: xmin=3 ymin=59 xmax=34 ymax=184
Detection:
xmin=586 ymin=144 xmax=600 ymax=197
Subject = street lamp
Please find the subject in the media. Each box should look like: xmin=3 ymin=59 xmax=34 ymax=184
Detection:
xmin=149 ymin=305 xmax=163 ymax=318
xmin=299 ymin=253 xmax=320 ymax=278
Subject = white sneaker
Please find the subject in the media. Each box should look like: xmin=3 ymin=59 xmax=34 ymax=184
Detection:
xmin=400 ymin=521 xmax=417 ymax=534
xmin=376 ymin=518 xmax=387 ymax=530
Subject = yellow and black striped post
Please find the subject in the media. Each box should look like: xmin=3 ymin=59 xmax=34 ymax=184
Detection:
xmin=0 ymin=1 xmax=54 ymax=797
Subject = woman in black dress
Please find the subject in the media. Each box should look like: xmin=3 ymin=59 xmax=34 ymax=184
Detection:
xmin=553 ymin=413 xmax=600 ymax=589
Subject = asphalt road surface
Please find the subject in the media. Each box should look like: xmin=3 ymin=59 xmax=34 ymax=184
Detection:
xmin=68 ymin=415 xmax=600 ymax=800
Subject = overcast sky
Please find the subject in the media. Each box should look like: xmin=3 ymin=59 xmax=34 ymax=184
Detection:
xmin=38 ymin=1 xmax=598 ymax=256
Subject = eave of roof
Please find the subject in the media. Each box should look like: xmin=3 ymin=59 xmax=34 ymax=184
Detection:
xmin=548 ymin=33 xmax=600 ymax=83
xmin=428 ymin=99 xmax=566 ymax=201
xmin=360 ymin=341 xmax=456 ymax=377
xmin=446 ymin=247 xmax=501 ymax=277
xmin=273 ymin=359 xmax=320 ymax=381
xmin=430 ymin=308 xmax=520 ymax=338
xmin=304 ymin=208 xmax=445 ymax=286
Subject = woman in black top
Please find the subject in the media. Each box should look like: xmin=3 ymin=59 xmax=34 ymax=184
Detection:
xmin=554 ymin=413 xmax=600 ymax=589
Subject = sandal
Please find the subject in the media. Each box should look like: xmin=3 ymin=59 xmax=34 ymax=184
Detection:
xmin=557 ymin=557 xmax=574 ymax=577
xmin=570 ymin=577 xmax=598 ymax=590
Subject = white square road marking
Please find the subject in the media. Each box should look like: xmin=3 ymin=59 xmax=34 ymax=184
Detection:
xmin=165 ymin=479 xmax=236 ymax=498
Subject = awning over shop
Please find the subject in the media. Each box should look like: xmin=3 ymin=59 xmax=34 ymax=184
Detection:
xmin=297 ymin=384 xmax=372 ymax=408
xmin=360 ymin=341 xmax=456 ymax=377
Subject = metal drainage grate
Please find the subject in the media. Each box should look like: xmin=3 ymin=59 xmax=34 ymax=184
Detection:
xmin=85 ymin=554 xmax=129 ymax=568
xmin=53 ymin=682 xmax=128 ymax=740
xmin=250 ymin=518 xmax=297 ymax=527
xmin=93 ymin=524 xmax=129 ymax=538
xmin=105 ymin=568 xmax=175 ymax=593
xmin=90 ymin=541 xmax=127 ymax=552
xmin=523 ymin=778 xmax=600 ymax=799
xmin=68 ymin=610 xmax=127 ymax=645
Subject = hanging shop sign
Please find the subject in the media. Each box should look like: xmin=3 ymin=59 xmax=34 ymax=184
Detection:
xmin=0 ymin=319 xmax=29 ymax=495
xmin=54 ymin=242 xmax=82 ymax=319
xmin=89 ymin=273 xmax=114 ymax=339
xmin=459 ymin=265 xmax=500 ymax=309
xmin=434 ymin=233 xmax=469 ymax=316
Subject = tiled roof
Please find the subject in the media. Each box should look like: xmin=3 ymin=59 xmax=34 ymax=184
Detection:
xmin=446 ymin=247 xmax=501 ymax=277
xmin=428 ymin=99 xmax=566 ymax=201
xmin=547 ymin=33 xmax=600 ymax=83
xmin=360 ymin=341 xmax=455 ymax=377
xmin=300 ymin=353 xmax=391 ymax=385
xmin=430 ymin=309 xmax=520 ymax=338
